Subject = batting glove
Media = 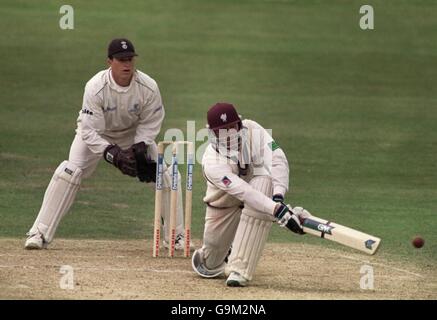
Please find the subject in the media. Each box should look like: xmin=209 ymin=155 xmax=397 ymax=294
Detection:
xmin=274 ymin=203 xmax=305 ymax=235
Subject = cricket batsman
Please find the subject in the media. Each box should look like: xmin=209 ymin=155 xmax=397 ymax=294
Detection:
xmin=25 ymin=38 xmax=190 ymax=251
xmin=192 ymin=102 xmax=311 ymax=287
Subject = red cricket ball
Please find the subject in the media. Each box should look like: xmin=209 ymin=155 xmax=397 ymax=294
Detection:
xmin=412 ymin=236 xmax=425 ymax=248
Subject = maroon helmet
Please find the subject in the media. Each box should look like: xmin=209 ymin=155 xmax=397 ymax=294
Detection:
xmin=207 ymin=102 xmax=242 ymax=132
xmin=207 ymin=103 xmax=245 ymax=156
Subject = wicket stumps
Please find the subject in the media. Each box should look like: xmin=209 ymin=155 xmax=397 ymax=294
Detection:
xmin=153 ymin=141 xmax=194 ymax=258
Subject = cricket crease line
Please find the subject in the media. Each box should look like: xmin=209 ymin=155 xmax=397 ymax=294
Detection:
xmin=0 ymin=254 xmax=35 ymax=257
xmin=338 ymin=255 xmax=424 ymax=278
xmin=0 ymin=265 xmax=192 ymax=274
xmin=72 ymin=267 xmax=193 ymax=274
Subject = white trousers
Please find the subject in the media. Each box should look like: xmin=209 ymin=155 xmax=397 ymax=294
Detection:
xmin=28 ymin=134 xmax=184 ymax=242
xmin=201 ymin=176 xmax=274 ymax=272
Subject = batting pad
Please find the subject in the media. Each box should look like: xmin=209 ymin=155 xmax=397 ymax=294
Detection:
xmin=225 ymin=176 xmax=275 ymax=281
xmin=28 ymin=161 xmax=82 ymax=243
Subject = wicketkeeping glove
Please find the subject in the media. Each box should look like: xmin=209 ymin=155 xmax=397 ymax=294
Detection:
xmin=274 ymin=203 xmax=305 ymax=235
xmin=131 ymin=142 xmax=157 ymax=183
xmin=103 ymin=144 xmax=137 ymax=177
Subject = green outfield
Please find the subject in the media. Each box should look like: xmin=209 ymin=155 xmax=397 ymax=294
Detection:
xmin=0 ymin=0 xmax=436 ymax=264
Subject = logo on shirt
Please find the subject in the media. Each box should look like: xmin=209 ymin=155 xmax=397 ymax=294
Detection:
xmin=221 ymin=176 xmax=232 ymax=187
xmin=81 ymin=109 xmax=93 ymax=116
xmin=128 ymin=103 xmax=140 ymax=113
xmin=268 ymin=140 xmax=280 ymax=151
xmin=220 ymin=113 xmax=227 ymax=123
xmin=102 ymin=106 xmax=117 ymax=113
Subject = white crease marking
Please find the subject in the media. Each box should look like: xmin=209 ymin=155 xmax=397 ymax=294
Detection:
xmin=338 ymin=254 xmax=424 ymax=278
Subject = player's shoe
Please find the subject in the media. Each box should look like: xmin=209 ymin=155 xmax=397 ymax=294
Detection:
xmin=24 ymin=232 xmax=47 ymax=250
xmin=226 ymin=271 xmax=248 ymax=287
xmin=163 ymin=233 xmax=195 ymax=251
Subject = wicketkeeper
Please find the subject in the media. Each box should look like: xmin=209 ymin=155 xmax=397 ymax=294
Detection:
xmin=192 ymin=102 xmax=311 ymax=287
xmin=25 ymin=38 xmax=190 ymax=251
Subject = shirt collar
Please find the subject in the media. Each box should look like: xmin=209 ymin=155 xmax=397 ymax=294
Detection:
xmin=108 ymin=68 xmax=135 ymax=93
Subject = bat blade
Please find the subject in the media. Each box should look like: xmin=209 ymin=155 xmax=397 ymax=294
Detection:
xmin=301 ymin=216 xmax=381 ymax=255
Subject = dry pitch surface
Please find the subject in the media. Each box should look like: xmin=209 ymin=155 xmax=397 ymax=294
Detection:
xmin=1 ymin=239 xmax=435 ymax=300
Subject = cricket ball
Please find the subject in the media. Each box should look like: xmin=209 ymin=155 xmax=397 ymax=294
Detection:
xmin=412 ymin=236 xmax=424 ymax=249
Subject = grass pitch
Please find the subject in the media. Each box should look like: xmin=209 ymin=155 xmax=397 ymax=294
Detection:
xmin=0 ymin=0 xmax=436 ymax=269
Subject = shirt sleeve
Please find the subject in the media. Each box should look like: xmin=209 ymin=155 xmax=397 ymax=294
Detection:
xmin=134 ymin=85 xmax=165 ymax=145
xmin=203 ymin=163 xmax=278 ymax=216
xmin=79 ymin=83 xmax=111 ymax=155
xmin=249 ymin=121 xmax=289 ymax=197
xmin=271 ymin=147 xmax=289 ymax=196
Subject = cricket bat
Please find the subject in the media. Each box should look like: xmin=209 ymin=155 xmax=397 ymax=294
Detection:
xmin=301 ymin=215 xmax=381 ymax=255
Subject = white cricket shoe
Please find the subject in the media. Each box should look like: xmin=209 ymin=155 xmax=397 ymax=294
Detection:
xmin=163 ymin=233 xmax=195 ymax=251
xmin=226 ymin=272 xmax=248 ymax=287
xmin=24 ymin=232 xmax=47 ymax=250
